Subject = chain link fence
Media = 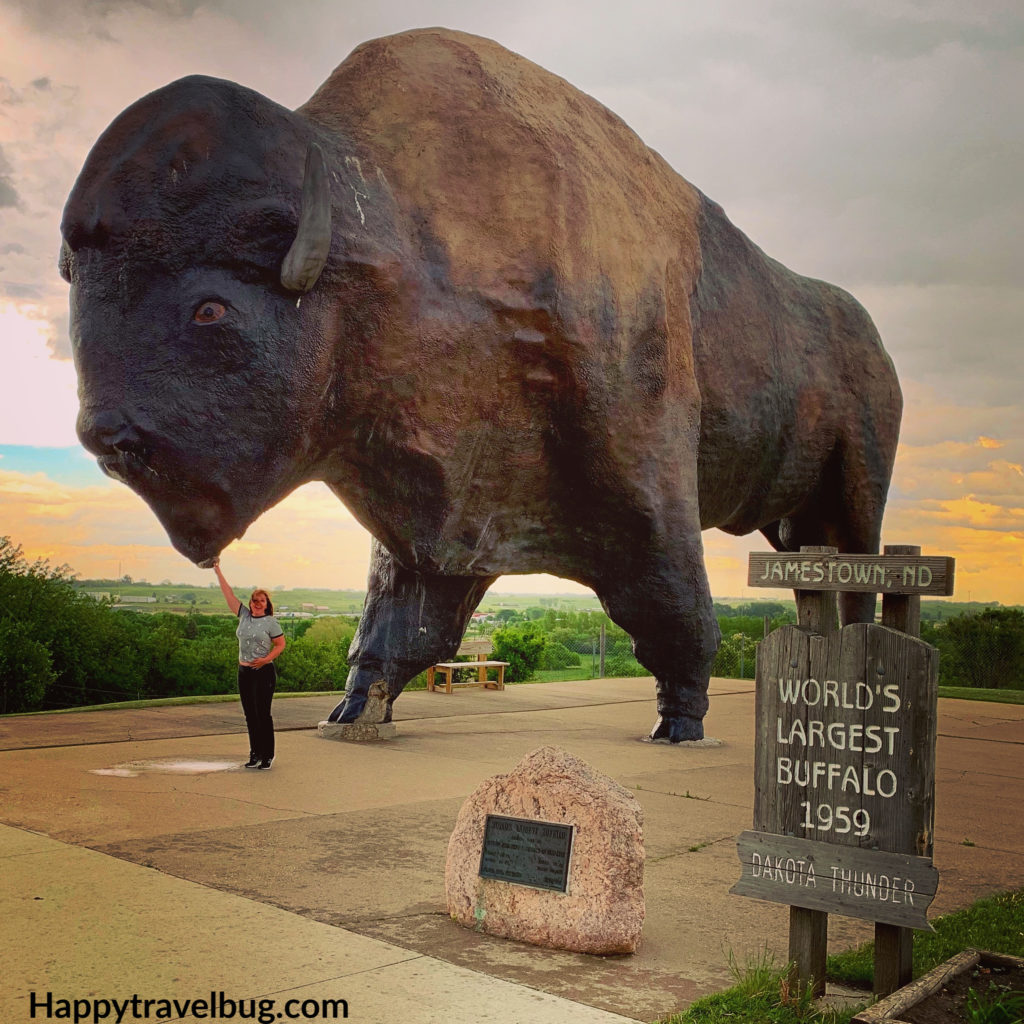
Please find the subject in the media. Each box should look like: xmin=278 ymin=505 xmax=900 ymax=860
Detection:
xmin=533 ymin=612 xmax=1024 ymax=690
xmin=532 ymin=620 xmax=772 ymax=682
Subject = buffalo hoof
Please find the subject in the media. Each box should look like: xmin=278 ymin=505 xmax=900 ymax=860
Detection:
xmin=649 ymin=714 xmax=704 ymax=743
xmin=327 ymin=692 xmax=367 ymax=723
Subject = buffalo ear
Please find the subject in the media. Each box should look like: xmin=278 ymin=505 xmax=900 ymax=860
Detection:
xmin=280 ymin=143 xmax=331 ymax=293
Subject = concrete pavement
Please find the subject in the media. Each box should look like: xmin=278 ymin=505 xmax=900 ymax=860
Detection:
xmin=2 ymin=678 xmax=1022 ymax=1023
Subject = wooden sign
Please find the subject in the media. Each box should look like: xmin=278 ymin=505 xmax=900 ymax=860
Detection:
xmin=731 ymin=831 xmax=937 ymax=930
xmin=479 ymin=814 xmax=574 ymax=892
xmin=737 ymin=544 xmax=949 ymax=998
xmin=748 ymin=552 xmax=955 ymax=596
xmin=753 ymin=623 xmax=938 ymax=862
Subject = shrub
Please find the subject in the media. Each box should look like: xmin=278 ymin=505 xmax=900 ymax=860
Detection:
xmin=713 ymin=632 xmax=758 ymax=679
xmin=539 ymin=640 xmax=581 ymax=670
xmin=492 ymin=623 xmax=546 ymax=682
xmin=602 ymin=655 xmax=647 ymax=677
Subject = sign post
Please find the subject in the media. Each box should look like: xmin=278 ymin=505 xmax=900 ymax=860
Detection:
xmin=733 ymin=545 xmax=952 ymax=997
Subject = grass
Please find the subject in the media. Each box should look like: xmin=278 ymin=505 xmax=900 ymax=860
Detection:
xmin=535 ymin=678 xmax=1024 ymax=701
xmin=3 ymin=673 xmax=569 ymax=717
xmin=939 ymin=686 xmax=1024 ymax=705
xmin=964 ymin=984 xmax=1024 ymax=1024
xmin=659 ymin=889 xmax=1024 ymax=1024
xmin=660 ymin=948 xmax=862 ymax=1024
xmin=534 ymin=667 xmax=596 ymax=682
xmin=826 ymin=889 xmax=1024 ymax=988
xmin=4 ymin=690 xmax=344 ymax=716
xmin=8 ymin=675 xmax=1021 ymax=718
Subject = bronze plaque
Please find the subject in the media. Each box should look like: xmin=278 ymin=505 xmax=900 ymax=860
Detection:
xmin=479 ymin=815 xmax=574 ymax=892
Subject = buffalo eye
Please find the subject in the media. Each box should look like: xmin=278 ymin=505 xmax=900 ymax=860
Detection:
xmin=193 ymin=301 xmax=226 ymax=324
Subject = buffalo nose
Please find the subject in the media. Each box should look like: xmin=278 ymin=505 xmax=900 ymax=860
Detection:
xmin=78 ymin=409 xmax=145 ymax=459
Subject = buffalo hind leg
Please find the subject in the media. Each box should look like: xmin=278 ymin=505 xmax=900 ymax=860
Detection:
xmin=768 ymin=468 xmax=887 ymax=627
xmin=328 ymin=540 xmax=496 ymax=723
xmin=594 ymin=535 xmax=720 ymax=743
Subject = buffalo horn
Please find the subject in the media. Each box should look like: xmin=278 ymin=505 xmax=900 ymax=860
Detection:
xmin=280 ymin=143 xmax=331 ymax=293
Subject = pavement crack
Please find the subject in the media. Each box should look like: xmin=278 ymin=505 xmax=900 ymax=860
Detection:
xmin=937 ymin=840 xmax=1024 ymax=859
xmin=937 ymin=732 xmax=1023 ymax=746
xmin=647 ymin=833 xmax=737 ymax=863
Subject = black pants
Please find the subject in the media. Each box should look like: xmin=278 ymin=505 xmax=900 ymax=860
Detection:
xmin=238 ymin=664 xmax=276 ymax=759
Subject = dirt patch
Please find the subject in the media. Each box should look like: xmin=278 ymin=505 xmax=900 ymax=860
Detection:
xmin=899 ymin=960 xmax=1024 ymax=1024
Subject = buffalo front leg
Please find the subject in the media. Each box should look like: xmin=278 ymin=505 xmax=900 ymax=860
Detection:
xmin=594 ymin=531 xmax=720 ymax=743
xmin=328 ymin=540 xmax=496 ymax=724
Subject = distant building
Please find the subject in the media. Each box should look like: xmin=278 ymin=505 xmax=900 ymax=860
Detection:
xmin=118 ymin=595 xmax=157 ymax=604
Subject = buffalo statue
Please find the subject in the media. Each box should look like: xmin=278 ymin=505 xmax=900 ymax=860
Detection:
xmin=62 ymin=28 xmax=901 ymax=742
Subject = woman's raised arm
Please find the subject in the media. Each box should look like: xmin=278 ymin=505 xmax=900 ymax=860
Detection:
xmin=212 ymin=558 xmax=242 ymax=616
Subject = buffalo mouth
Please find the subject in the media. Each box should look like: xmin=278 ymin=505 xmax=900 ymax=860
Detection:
xmin=97 ymin=450 xmax=155 ymax=487
xmin=158 ymin=497 xmax=244 ymax=566
xmin=94 ymin=450 xmax=247 ymax=565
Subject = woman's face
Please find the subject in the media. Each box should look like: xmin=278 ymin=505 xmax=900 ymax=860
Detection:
xmin=249 ymin=592 xmax=268 ymax=616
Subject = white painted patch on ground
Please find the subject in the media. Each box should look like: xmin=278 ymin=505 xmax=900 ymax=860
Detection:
xmin=90 ymin=758 xmax=240 ymax=777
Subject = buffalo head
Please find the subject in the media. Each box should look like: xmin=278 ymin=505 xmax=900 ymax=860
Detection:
xmin=61 ymin=76 xmax=336 ymax=565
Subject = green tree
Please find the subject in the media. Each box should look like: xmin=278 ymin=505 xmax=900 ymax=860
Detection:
xmin=539 ymin=640 xmax=581 ymax=670
xmin=0 ymin=538 xmax=146 ymax=709
xmin=0 ymin=538 xmax=79 ymax=709
xmin=927 ymin=609 xmax=1024 ymax=689
xmin=164 ymin=637 xmax=238 ymax=696
xmin=735 ymin=601 xmax=788 ymax=619
xmin=276 ymin=616 xmax=356 ymax=692
xmin=492 ymin=623 xmax=545 ymax=682
xmin=0 ymin=619 xmax=55 ymax=714
xmin=713 ymin=632 xmax=759 ymax=680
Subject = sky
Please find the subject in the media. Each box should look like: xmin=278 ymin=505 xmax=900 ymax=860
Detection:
xmin=0 ymin=0 xmax=1022 ymax=601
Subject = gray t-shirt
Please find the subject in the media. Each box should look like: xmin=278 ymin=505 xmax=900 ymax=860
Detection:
xmin=236 ymin=605 xmax=283 ymax=664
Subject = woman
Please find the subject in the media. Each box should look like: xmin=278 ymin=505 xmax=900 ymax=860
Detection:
xmin=213 ymin=559 xmax=286 ymax=769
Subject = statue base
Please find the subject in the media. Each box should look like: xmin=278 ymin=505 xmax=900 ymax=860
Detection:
xmin=644 ymin=736 xmax=724 ymax=747
xmin=318 ymin=719 xmax=397 ymax=742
